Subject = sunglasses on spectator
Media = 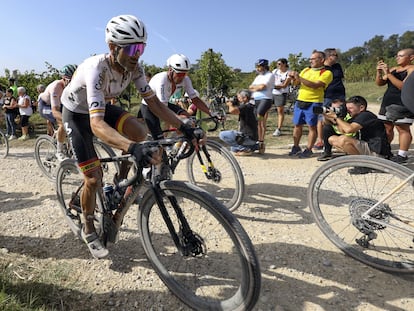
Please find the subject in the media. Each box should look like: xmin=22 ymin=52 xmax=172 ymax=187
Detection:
xmin=120 ymin=43 xmax=146 ymax=56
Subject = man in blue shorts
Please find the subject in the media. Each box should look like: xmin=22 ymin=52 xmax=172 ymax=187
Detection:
xmin=288 ymin=50 xmax=333 ymax=158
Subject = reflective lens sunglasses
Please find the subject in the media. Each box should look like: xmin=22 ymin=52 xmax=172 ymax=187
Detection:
xmin=121 ymin=43 xmax=146 ymax=56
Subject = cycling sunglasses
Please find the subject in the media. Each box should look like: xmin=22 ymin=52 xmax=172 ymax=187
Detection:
xmin=121 ymin=43 xmax=146 ymax=57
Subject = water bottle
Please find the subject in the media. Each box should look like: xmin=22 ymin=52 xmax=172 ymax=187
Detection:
xmin=103 ymin=183 xmax=114 ymax=209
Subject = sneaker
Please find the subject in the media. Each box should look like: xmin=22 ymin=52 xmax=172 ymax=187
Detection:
xmin=298 ymin=148 xmax=313 ymax=158
xmin=18 ymin=135 xmax=28 ymax=141
xmin=258 ymin=142 xmax=266 ymax=154
xmin=348 ymin=167 xmax=372 ymax=175
xmin=289 ymin=145 xmax=302 ymax=156
xmin=272 ymin=128 xmax=281 ymax=137
xmin=55 ymin=151 xmax=67 ymax=162
xmin=81 ymin=229 xmax=109 ymax=259
xmin=317 ymin=152 xmax=333 ymax=161
xmin=313 ymin=141 xmax=324 ymax=150
xmin=390 ymin=154 xmax=408 ymax=165
xmin=235 ymin=150 xmax=252 ymax=156
xmin=8 ymin=135 xmax=17 ymax=140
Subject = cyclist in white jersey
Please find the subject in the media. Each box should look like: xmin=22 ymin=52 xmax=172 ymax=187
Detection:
xmin=139 ymin=54 xmax=211 ymax=140
xmin=39 ymin=64 xmax=77 ymax=160
xmin=61 ymin=15 xmax=199 ymax=259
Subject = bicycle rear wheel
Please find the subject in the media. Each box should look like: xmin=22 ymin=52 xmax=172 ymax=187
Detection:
xmin=186 ymin=140 xmax=245 ymax=211
xmin=138 ymin=180 xmax=261 ymax=310
xmin=308 ymin=155 xmax=414 ymax=273
xmin=34 ymin=135 xmax=58 ymax=181
xmin=0 ymin=130 xmax=9 ymax=158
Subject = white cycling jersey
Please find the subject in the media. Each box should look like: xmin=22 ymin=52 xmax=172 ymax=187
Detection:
xmin=39 ymin=80 xmax=65 ymax=108
xmin=142 ymin=71 xmax=197 ymax=106
xmin=61 ymin=53 xmax=154 ymax=117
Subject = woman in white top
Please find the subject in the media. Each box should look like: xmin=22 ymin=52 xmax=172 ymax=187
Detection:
xmin=271 ymin=58 xmax=292 ymax=136
xmin=17 ymin=86 xmax=32 ymax=140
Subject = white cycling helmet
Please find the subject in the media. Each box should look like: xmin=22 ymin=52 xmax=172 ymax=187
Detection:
xmin=167 ymin=54 xmax=191 ymax=72
xmin=105 ymin=15 xmax=147 ymax=44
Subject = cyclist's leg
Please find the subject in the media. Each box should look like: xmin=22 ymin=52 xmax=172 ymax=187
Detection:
xmin=139 ymin=104 xmax=163 ymax=140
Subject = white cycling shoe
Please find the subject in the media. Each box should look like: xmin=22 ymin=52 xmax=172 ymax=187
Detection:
xmin=81 ymin=229 xmax=109 ymax=259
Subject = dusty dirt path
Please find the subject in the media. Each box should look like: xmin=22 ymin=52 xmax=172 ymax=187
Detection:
xmin=0 ymin=139 xmax=413 ymax=311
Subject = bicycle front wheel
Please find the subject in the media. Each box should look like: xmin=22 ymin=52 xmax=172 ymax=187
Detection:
xmin=308 ymin=155 xmax=414 ymax=273
xmin=186 ymin=140 xmax=245 ymax=211
xmin=34 ymin=135 xmax=59 ymax=181
xmin=0 ymin=131 xmax=9 ymax=158
xmin=139 ymin=180 xmax=261 ymax=310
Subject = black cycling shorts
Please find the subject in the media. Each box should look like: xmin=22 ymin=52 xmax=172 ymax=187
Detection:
xmin=62 ymin=104 xmax=132 ymax=175
xmin=138 ymin=103 xmax=185 ymax=140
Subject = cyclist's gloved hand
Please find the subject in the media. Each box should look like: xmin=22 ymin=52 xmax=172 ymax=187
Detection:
xmin=128 ymin=143 xmax=159 ymax=168
xmin=179 ymin=122 xmax=204 ymax=140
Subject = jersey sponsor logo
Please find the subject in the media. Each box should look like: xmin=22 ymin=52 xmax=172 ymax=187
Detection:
xmin=89 ymin=101 xmax=100 ymax=109
xmin=95 ymin=69 xmax=106 ymax=91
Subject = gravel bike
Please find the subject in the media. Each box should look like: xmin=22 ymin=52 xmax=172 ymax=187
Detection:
xmin=0 ymin=129 xmax=9 ymax=158
xmin=307 ymin=155 xmax=414 ymax=273
xmin=35 ymin=132 xmax=118 ymax=181
xmin=55 ymin=138 xmax=261 ymax=310
xmin=166 ymin=116 xmax=245 ymax=212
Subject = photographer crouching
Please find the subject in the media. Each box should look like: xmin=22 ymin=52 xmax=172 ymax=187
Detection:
xmin=219 ymin=90 xmax=258 ymax=156
xmin=315 ymin=99 xmax=353 ymax=161
xmin=320 ymin=96 xmax=392 ymax=172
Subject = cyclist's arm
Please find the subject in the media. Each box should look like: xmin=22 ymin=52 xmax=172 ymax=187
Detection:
xmin=50 ymin=82 xmax=65 ymax=125
xmin=145 ymin=95 xmax=184 ymax=128
xmin=190 ymin=96 xmax=211 ymax=115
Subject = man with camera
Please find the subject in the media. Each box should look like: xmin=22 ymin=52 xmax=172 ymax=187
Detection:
xmin=315 ymin=99 xmax=353 ymax=161
xmin=323 ymin=96 xmax=392 ymax=171
xmin=219 ymin=90 xmax=258 ymax=156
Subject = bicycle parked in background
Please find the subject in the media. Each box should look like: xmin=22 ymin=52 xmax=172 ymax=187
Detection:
xmin=0 ymin=129 xmax=9 ymax=158
xmin=307 ymin=155 xmax=414 ymax=273
xmin=56 ymin=135 xmax=261 ymax=310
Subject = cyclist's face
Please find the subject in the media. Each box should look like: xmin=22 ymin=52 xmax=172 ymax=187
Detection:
xmin=172 ymin=70 xmax=187 ymax=84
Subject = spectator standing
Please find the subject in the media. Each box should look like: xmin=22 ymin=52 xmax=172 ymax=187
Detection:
xmin=271 ymin=58 xmax=292 ymax=137
xmin=314 ymin=48 xmax=346 ymax=149
xmin=16 ymin=86 xmax=32 ymax=140
xmin=219 ymin=90 xmax=258 ymax=156
xmin=376 ymin=48 xmax=414 ymax=164
xmin=2 ymin=88 xmax=18 ymax=139
xmin=8 ymin=78 xmax=18 ymax=98
xmin=324 ymin=96 xmax=392 ymax=168
xmin=288 ymin=50 xmax=333 ymax=158
xmin=249 ymin=59 xmax=275 ymax=154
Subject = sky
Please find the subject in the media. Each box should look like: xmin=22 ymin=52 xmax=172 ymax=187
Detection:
xmin=1 ymin=0 xmax=414 ymax=75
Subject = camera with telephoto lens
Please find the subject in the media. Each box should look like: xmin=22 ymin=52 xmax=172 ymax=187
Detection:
xmin=230 ymin=95 xmax=239 ymax=107
xmin=313 ymin=105 xmax=347 ymax=118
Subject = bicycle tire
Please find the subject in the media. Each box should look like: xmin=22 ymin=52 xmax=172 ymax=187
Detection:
xmin=55 ymin=159 xmax=105 ymax=239
xmin=34 ymin=135 xmax=58 ymax=181
xmin=0 ymin=130 xmax=9 ymax=158
xmin=138 ymin=180 xmax=261 ymax=310
xmin=307 ymin=155 xmax=414 ymax=273
xmin=186 ymin=140 xmax=245 ymax=212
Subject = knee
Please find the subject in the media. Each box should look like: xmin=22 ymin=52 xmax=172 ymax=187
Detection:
xmin=84 ymin=170 xmax=102 ymax=189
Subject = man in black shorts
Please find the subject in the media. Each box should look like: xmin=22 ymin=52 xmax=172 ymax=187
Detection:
xmin=61 ymin=15 xmax=197 ymax=259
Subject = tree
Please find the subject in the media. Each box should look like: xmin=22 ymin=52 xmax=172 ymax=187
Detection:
xmin=191 ymin=48 xmax=236 ymax=97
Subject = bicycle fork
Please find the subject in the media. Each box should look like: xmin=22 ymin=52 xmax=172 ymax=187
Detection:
xmin=151 ymin=184 xmax=206 ymax=257
xmin=195 ymin=145 xmax=221 ymax=183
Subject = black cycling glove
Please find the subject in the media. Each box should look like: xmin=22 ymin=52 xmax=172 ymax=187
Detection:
xmin=128 ymin=143 xmax=154 ymax=168
xmin=179 ymin=123 xmax=204 ymax=140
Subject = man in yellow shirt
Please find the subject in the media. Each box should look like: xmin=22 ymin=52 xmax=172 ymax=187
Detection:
xmin=288 ymin=50 xmax=333 ymax=158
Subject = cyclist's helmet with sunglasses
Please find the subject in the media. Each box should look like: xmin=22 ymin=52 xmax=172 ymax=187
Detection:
xmin=105 ymin=15 xmax=147 ymax=44
xmin=167 ymin=54 xmax=191 ymax=73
